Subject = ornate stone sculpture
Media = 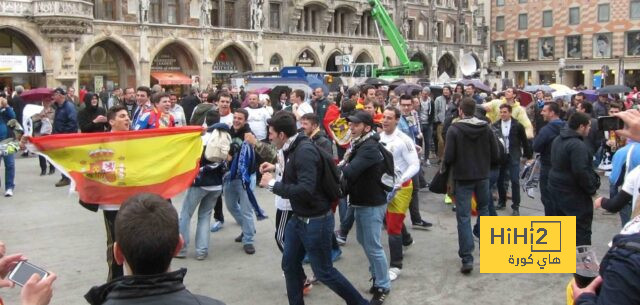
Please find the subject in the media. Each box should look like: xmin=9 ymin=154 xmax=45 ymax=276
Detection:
xmin=139 ymin=0 xmax=149 ymax=23
xmin=250 ymin=0 xmax=264 ymax=30
xmin=201 ymin=0 xmax=211 ymax=27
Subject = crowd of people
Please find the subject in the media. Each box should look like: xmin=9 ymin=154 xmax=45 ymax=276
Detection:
xmin=1 ymin=79 xmax=640 ymax=304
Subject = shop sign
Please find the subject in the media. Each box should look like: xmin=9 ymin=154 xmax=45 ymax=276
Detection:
xmin=0 ymin=55 xmax=43 ymax=73
xmin=152 ymin=53 xmax=180 ymax=71
xmin=213 ymin=52 xmax=238 ymax=73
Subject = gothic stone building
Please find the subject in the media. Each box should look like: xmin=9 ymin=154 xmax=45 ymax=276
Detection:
xmin=0 ymin=0 xmax=487 ymax=92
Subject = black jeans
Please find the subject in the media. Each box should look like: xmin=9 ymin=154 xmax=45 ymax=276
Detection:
xmin=103 ymin=210 xmax=123 ymax=281
xmin=409 ymin=173 xmax=424 ymax=224
xmin=38 ymin=156 xmax=53 ymax=172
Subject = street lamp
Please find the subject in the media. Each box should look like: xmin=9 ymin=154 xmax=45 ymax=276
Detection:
xmin=558 ymin=58 xmax=566 ymax=84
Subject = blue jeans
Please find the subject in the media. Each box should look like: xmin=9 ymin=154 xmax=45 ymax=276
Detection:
xmin=224 ymin=179 xmax=255 ymax=245
xmin=354 ymin=204 xmax=390 ymax=290
xmin=473 ymin=170 xmax=498 ymax=237
xmin=338 ymin=198 xmax=355 ymax=235
xmin=0 ymin=154 xmax=15 ymax=190
xmin=455 ymin=178 xmax=491 ymax=264
xmin=282 ymin=213 xmax=367 ymax=305
xmin=179 ymin=187 xmax=222 ymax=256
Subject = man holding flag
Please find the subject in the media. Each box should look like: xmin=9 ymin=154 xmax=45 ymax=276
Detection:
xmin=29 ymin=105 xmax=205 ymax=279
xmin=52 ymin=87 xmax=78 ymax=187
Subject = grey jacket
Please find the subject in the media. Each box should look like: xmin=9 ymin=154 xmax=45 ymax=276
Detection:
xmin=434 ymin=95 xmax=448 ymax=123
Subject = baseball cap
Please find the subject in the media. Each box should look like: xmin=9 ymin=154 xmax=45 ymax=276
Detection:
xmin=53 ymin=87 xmax=66 ymax=95
xmin=346 ymin=111 xmax=374 ymax=126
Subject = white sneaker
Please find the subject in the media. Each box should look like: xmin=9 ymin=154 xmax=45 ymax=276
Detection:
xmin=4 ymin=189 xmax=13 ymax=197
xmin=388 ymin=267 xmax=402 ymax=281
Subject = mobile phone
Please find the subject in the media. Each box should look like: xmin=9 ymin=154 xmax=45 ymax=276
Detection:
xmin=598 ymin=116 xmax=624 ymax=131
xmin=8 ymin=261 xmax=48 ymax=287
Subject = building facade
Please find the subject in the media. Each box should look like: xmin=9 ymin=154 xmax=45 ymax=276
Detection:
xmin=489 ymin=0 xmax=640 ymax=89
xmin=0 ymin=0 xmax=486 ymax=92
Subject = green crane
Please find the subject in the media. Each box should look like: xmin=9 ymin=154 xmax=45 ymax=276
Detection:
xmin=368 ymin=0 xmax=423 ymax=77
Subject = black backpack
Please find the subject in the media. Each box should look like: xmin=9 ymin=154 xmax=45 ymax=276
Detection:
xmin=314 ymin=144 xmax=343 ymax=201
xmin=291 ymin=141 xmax=343 ymax=202
xmin=378 ymin=142 xmax=396 ymax=192
xmin=490 ymin=124 xmax=508 ymax=164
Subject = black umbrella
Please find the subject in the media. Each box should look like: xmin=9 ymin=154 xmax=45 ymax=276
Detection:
xmin=268 ymin=86 xmax=292 ymax=104
xmin=393 ymin=83 xmax=423 ymax=96
xmin=597 ymin=85 xmax=632 ymax=95
xmin=457 ymin=79 xmax=492 ymax=93
xmin=364 ymin=78 xmax=389 ymax=86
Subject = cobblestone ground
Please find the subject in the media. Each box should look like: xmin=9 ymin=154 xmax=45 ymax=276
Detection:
xmin=0 ymin=156 xmax=620 ymax=305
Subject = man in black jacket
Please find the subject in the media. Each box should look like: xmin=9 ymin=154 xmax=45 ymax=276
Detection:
xmin=443 ymin=97 xmax=499 ymax=274
xmin=341 ymin=111 xmax=390 ymax=304
xmin=532 ymin=102 xmax=565 ymax=216
xmin=300 ymin=113 xmax=332 ymax=154
xmin=493 ymin=104 xmax=533 ymax=215
xmin=549 ymin=112 xmax=600 ymax=246
xmin=181 ymin=88 xmax=200 ymax=124
xmin=84 ymin=193 xmax=225 ymax=305
xmin=577 ymin=102 xmax=603 ymax=158
xmin=259 ymin=111 xmax=367 ymax=305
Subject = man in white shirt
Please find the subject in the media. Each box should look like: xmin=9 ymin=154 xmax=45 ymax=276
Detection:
xmin=245 ymin=93 xmax=271 ymax=141
xmin=291 ymin=89 xmax=313 ymax=128
xmin=379 ymin=106 xmax=420 ymax=282
xmin=217 ymin=92 xmax=234 ymax=127
xmin=168 ymin=92 xmax=186 ymax=126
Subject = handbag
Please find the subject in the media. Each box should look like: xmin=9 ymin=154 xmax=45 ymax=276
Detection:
xmin=429 ymin=164 xmax=450 ymax=194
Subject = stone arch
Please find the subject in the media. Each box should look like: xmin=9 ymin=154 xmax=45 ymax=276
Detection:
xmin=437 ymin=52 xmax=457 ymax=78
xmin=211 ymin=43 xmax=254 ymax=85
xmin=77 ymin=35 xmax=140 ymax=88
xmin=78 ymin=38 xmax=138 ymax=92
xmin=324 ymin=49 xmax=344 ymax=72
xmin=0 ymin=26 xmax=49 ymax=88
xmin=354 ymin=50 xmax=374 ymax=63
xmin=150 ymin=37 xmax=203 ymax=74
xmin=294 ymin=48 xmax=321 ymax=67
xmin=299 ymin=0 xmax=329 ymax=9
xmin=410 ymin=51 xmax=432 ymax=77
xmin=269 ymin=53 xmax=284 ymax=71
xmin=211 ymin=41 xmax=256 ymax=71
xmin=0 ymin=26 xmax=46 ymax=58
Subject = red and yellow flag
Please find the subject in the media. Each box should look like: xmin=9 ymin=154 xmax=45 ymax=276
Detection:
xmin=29 ymin=127 xmax=203 ymax=204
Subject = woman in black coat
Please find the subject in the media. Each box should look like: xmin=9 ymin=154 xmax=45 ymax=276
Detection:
xmin=77 ymin=92 xmax=108 ymax=133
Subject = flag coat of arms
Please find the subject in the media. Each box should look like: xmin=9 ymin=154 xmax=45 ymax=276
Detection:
xmin=29 ymin=127 xmax=203 ymax=204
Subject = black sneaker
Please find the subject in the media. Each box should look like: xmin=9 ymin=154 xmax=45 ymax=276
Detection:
xmin=335 ymin=230 xmax=347 ymax=246
xmin=243 ymin=244 xmax=255 ymax=255
xmin=460 ymin=263 xmax=473 ymax=274
xmin=234 ymin=233 xmax=243 ymax=243
xmin=370 ymin=287 xmax=389 ymax=305
xmin=511 ymin=209 xmax=520 ymax=216
xmin=412 ymin=220 xmax=433 ymax=230
xmin=495 ymin=203 xmax=506 ymax=210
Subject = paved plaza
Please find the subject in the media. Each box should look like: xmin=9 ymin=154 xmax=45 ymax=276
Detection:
xmin=0 ymin=156 xmax=621 ymax=305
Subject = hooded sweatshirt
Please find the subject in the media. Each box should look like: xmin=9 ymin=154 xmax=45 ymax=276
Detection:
xmin=78 ymin=101 xmax=108 ymax=133
xmin=549 ymin=127 xmax=600 ymax=196
xmin=532 ymin=118 xmax=565 ymax=167
xmin=444 ymin=116 xmax=499 ymax=181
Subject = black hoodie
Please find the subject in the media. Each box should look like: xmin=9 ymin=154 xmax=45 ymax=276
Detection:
xmin=78 ymin=97 xmax=108 ymax=133
xmin=444 ymin=117 xmax=499 ymax=181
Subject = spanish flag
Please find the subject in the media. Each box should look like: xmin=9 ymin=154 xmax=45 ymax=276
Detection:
xmin=29 ymin=127 xmax=203 ymax=204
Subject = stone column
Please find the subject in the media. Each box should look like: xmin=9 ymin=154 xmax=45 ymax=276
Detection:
xmin=202 ymin=30 xmax=213 ymax=89
xmin=336 ymin=12 xmax=341 ymax=34
xmin=115 ymin=0 xmax=123 ymax=20
xmin=139 ymin=26 xmax=150 ymax=86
